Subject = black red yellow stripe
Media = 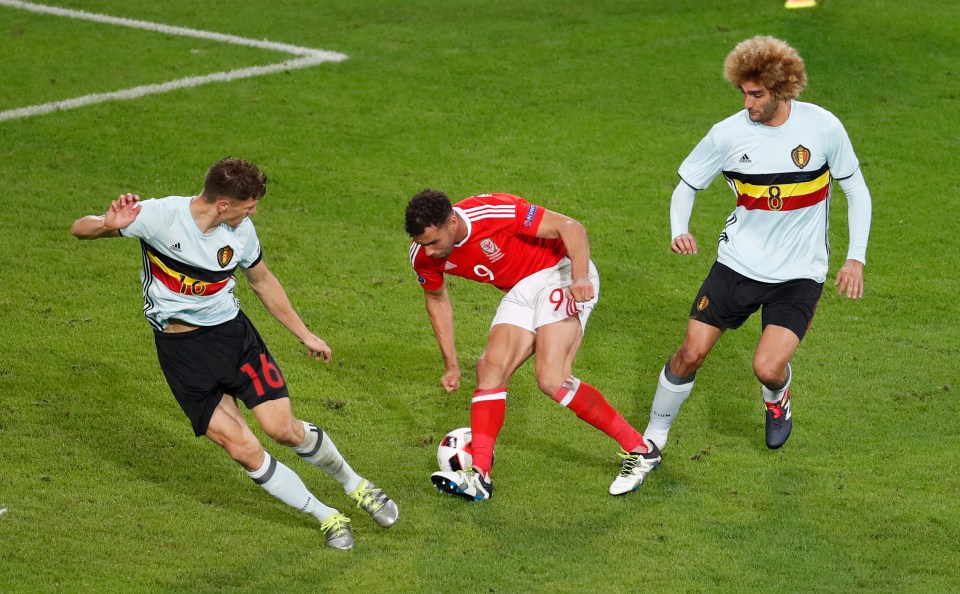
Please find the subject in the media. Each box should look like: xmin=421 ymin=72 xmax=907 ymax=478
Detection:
xmin=145 ymin=246 xmax=234 ymax=296
xmin=724 ymin=163 xmax=831 ymax=212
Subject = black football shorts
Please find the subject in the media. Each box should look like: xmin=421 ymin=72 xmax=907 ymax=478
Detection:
xmin=689 ymin=261 xmax=823 ymax=341
xmin=154 ymin=310 xmax=290 ymax=436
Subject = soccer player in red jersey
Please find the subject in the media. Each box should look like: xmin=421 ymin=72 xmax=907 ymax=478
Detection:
xmin=406 ymin=189 xmax=661 ymax=500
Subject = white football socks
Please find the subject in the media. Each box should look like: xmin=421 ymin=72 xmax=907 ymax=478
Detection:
xmin=644 ymin=362 xmax=695 ymax=450
xmin=761 ymin=363 xmax=792 ymax=404
xmin=247 ymin=451 xmax=337 ymax=521
xmin=293 ymin=421 xmax=363 ymax=494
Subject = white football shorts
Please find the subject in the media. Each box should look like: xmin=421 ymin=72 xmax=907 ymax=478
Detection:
xmin=491 ymin=257 xmax=600 ymax=333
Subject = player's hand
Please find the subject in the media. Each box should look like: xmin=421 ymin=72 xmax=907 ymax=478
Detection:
xmin=835 ymin=259 xmax=865 ymax=299
xmin=302 ymin=335 xmax=332 ymax=363
xmin=567 ymin=278 xmax=595 ymax=303
xmin=440 ymin=366 xmax=461 ymax=393
xmin=671 ymin=233 xmax=698 ymax=254
xmin=105 ymin=193 xmax=141 ymax=230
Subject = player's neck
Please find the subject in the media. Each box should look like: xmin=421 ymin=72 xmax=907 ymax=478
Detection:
xmin=762 ymin=99 xmax=792 ymax=128
xmin=453 ymin=213 xmax=468 ymax=244
xmin=189 ymin=195 xmax=221 ymax=234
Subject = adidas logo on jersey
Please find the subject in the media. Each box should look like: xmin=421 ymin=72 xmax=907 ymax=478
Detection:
xmin=168 ymin=242 xmax=182 ymax=252
xmin=444 ymin=261 xmax=457 ymax=271
xmin=739 ymin=154 xmax=751 ymax=163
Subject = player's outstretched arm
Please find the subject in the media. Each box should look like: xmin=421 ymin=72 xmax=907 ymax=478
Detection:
xmin=71 ymin=193 xmax=141 ymax=239
xmin=424 ymin=286 xmax=460 ymax=393
xmin=243 ymin=261 xmax=332 ymax=363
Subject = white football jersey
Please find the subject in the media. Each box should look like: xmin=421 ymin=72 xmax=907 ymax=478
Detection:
xmin=679 ymin=100 xmax=861 ymax=283
xmin=119 ymin=196 xmax=262 ymax=330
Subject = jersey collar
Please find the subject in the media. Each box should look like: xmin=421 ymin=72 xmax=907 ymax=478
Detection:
xmin=453 ymin=207 xmax=472 ymax=247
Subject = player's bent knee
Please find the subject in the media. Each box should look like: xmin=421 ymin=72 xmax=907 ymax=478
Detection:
xmin=476 ymin=355 xmax=509 ymax=385
xmin=752 ymin=360 xmax=787 ymax=388
xmin=262 ymin=422 xmax=300 ymax=447
xmin=475 ymin=355 xmax=496 ymax=375
xmin=217 ymin=434 xmax=263 ymax=467
xmin=675 ymin=345 xmax=708 ymax=375
xmin=537 ymin=375 xmax=565 ymax=399
xmin=754 ymin=368 xmax=785 ymax=388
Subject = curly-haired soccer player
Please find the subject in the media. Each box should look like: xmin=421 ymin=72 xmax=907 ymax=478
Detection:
xmin=644 ymin=36 xmax=873 ymax=452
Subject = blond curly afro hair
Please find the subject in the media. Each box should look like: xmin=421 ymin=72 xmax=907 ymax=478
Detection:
xmin=723 ymin=36 xmax=807 ymax=101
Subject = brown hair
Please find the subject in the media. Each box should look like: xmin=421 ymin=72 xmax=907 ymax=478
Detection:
xmin=723 ymin=36 xmax=807 ymax=101
xmin=202 ymin=157 xmax=268 ymax=202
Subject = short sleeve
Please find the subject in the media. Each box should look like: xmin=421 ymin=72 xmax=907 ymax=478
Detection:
xmin=410 ymin=243 xmax=444 ymax=291
xmin=237 ymin=220 xmax=262 ymax=268
xmin=825 ymin=116 xmax=860 ymax=180
xmin=514 ymin=198 xmax=546 ymax=237
xmin=677 ymin=127 xmax=725 ymax=190
xmin=118 ymin=199 xmax=164 ymax=240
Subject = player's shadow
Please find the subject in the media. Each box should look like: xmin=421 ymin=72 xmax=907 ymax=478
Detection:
xmin=52 ymin=357 xmax=343 ymax=531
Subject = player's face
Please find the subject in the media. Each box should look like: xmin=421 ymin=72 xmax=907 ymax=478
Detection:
xmin=219 ymin=197 xmax=259 ymax=227
xmin=413 ymin=217 xmax=457 ymax=259
xmin=740 ymin=81 xmax=781 ymax=125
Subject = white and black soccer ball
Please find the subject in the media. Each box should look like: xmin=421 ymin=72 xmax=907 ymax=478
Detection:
xmin=437 ymin=427 xmax=473 ymax=472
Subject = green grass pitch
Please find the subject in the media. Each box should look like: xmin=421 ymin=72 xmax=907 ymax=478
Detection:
xmin=0 ymin=0 xmax=958 ymax=591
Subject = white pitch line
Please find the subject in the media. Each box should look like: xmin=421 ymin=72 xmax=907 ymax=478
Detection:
xmin=0 ymin=0 xmax=348 ymax=122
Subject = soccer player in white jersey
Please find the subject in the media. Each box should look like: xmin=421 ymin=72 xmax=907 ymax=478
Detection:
xmin=71 ymin=158 xmax=397 ymax=549
xmin=406 ymin=189 xmax=661 ymax=501
xmin=643 ymin=36 xmax=872 ymax=452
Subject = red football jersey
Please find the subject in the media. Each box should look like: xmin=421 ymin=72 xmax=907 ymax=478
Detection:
xmin=409 ymin=193 xmax=567 ymax=292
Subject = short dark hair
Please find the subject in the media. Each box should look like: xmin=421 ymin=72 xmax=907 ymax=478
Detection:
xmin=405 ymin=188 xmax=454 ymax=236
xmin=202 ymin=157 xmax=268 ymax=202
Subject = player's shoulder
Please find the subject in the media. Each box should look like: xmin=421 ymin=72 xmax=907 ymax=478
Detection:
xmin=149 ymin=194 xmax=192 ymax=206
xmin=231 ymin=214 xmax=258 ymax=235
xmin=137 ymin=195 xmax=190 ymax=215
xmin=793 ymin=101 xmax=844 ymax=127
xmin=711 ymin=110 xmax=751 ymax=134
xmin=457 ymin=193 xmax=526 ymax=227
xmin=457 ymin=192 xmax=524 ymax=210
xmin=702 ymin=111 xmax=752 ymax=151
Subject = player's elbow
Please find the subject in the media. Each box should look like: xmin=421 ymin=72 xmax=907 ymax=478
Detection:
xmin=561 ymin=217 xmax=585 ymax=234
xmin=70 ymin=220 xmax=99 ymax=240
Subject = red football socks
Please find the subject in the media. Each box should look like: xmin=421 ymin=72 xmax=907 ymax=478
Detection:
xmin=553 ymin=377 xmax=646 ymax=453
xmin=470 ymin=387 xmax=507 ymax=476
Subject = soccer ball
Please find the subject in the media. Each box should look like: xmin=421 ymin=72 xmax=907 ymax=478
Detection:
xmin=437 ymin=427 xmax=473 ymax=472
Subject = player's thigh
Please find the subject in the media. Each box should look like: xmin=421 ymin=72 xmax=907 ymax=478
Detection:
xmin=251 ymin=397 xmax=301 ymax=446
xmin=206 ymin=395 xmax=264 ymax=468
xmin=532 ymin=260 xmax=600 ymax=331
xmin=760 ymin=278 xmax=823 ymax=341
xmin=492 ymin=258 xmax=599 ymax=333
xmin=225 ymin=314 xmax=291 ymax=410
xmin=682 ymin=318 xmax=725 ymax=353
xmin=534 ymin=315 xmax=583 ymax=388
xmin=477 ymin=323 xmax=535 ymax=388
xmin=689 ymin=261 xmax=759 ymax=331
xmin=154 ymin=325 xmax=237 ymax=437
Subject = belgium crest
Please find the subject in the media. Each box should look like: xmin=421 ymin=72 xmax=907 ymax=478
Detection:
xmin=217 ymin=245 xmax=234 ymax=268
xmin=791 ymin=144 xmax=811 ymax=169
